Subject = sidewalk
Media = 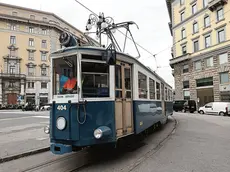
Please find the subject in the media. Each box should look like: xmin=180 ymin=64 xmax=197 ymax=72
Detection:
xmin=0 ymin=114 xmax=50 ymax=162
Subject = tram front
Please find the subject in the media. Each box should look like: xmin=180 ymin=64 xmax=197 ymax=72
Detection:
xmin=44 ymin=43 xmax=118 ymax=155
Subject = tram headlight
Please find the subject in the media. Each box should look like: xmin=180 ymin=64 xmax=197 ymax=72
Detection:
xmin=44 ymin=125 xmax=50 ymax=134
xmin=56 ymin=117 xmax=66 ymax=130
xmin=94 ymin=129 xmax=103 ymax=139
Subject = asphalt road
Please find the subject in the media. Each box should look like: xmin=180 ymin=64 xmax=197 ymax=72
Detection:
xmin=0 ymin=110 xmax=50 ymax=159
xmin=76 ymin=113 xmax=230 ymax=172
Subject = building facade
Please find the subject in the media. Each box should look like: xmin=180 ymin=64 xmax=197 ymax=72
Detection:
xmin=0 ymin=2 xmax=90 ymax=106
xmin=166 ymin=0 xmax=230 ymax=106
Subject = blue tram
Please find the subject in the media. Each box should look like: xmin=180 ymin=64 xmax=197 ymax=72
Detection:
xmin=45 ymin=22 xmax=173 ymax=155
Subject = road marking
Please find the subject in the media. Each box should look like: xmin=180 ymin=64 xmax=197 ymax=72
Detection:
xmin=0 ymin=116 xmax=34 ymax=121
xmin=33 ymin=116 xmax=49 ymax=119
xmin=36 ymin=137 xmax=48 ymax=141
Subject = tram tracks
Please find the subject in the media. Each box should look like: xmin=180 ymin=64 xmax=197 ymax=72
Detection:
xmin=1 ymin=116 xmax=177 ymax=172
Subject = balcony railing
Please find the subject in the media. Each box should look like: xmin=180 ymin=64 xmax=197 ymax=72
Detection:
xmin=0 ymin=73 xmax=26 ymax=79
xmin=170 ymin=53 xmax=191 ymax=67
xmin=208 ymin=0 xmax=228 ymax=11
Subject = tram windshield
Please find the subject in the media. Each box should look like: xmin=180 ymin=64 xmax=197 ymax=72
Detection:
xmin=52 ymin=56 xmax=78 ymax=95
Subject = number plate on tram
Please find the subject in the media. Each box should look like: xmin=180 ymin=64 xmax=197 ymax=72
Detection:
xmin=57 ymin=105 xmax=67 ymax=111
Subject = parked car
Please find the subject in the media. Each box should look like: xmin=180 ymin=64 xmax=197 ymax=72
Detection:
xmin=183 ymin=100 xmax=197 ymax=113
xmin=173 ymin=100 xmax=196 ymax=113
xmin=40 ymin=104 xmax=51 ymax=111
xmin=198 ymin=102 xmax=230 ymax=116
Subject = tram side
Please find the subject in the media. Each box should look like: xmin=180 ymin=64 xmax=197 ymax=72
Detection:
xmin=131 ymin=62 xmax=173 ymax=135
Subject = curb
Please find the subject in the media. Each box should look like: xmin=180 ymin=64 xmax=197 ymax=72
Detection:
xmin=0 ymin=147 xmax=50 ymax=164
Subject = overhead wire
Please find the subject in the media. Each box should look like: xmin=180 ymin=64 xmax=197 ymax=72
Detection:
xmin=73 ymin=0 xmax=158 ymax=62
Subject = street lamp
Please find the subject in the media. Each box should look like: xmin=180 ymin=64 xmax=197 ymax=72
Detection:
xmin=85 ymin=12 xmax=115 ymax=46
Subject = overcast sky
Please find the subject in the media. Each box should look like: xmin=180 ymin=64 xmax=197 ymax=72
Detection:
xmin=0 ymin=0 xmax=174 ymax=88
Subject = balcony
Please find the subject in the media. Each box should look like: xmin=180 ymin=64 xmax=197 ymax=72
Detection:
xmin=208 ymin=0 xmax=228 ymax=11
xmin=0 ymin=73 xmax=26 ymax=79
xmin=169 ymin=53 xmax=191 ymax=68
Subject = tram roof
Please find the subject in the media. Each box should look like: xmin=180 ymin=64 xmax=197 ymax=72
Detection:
xmin=51 ymin=46 xmax=172 ymax=89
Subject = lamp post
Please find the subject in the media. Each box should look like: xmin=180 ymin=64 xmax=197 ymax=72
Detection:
xmin=85 ymin=12 xmax=115 ymax=46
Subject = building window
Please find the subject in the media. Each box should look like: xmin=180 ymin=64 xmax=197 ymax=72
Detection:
xmin=29 ymin=38 xmax=34 ymax=47
xmin=28 ymin=67 xmax=34 ymax=76
xmin=194 ymin=61 xmax=201 ymax=70
xmin=12 ymin=12 xmax=17 ymax=16
xmin=41 ymin=68 xmax=47 ymax=76
xmin=42 ymin=29 xmax=47 ymax=35
xmin=203 ymin=0 xmax=208 ymax=7
xmin=28 ymin=82 xmax=34 ymax=89
xmin=28 ymin=52 xmax=34 ymax=60
xmin=193 ymin=40 xmax=199 ymax=52
xmin=204 ymin=35 xmax=211 ymax=48
xmin=182 ymin=45 xmax=187 ymax=55
xmin=219 ymin=53 xmax=228 ymax=65
xmin=183 ymin=64 xmax=189 ymax=73
xmin=10 ymin=36 xmax=16 ymax=44
xmin=10 ymin=24 xmax=16 ymax=30
xmin=149 ymin=78 xmax=155 ymax=99
xmin=41 ymin=40 xmax=47 ymax=48
xmin=220 ymin=72 xmax=229 ymax=84
xmin=204 ymin=15 xmax=210 ymax=27
xmin=217 ymin=8 xmax=224 ymax=21
xmin=41 ymin=82 xmax=47 ymax=89
xmin=217 ymin=29 xmax=225 ymax=43
xmin=183 ymin=81 xmax=189 ymax=89
xmin=196 ymin=77 xmax=213 ymax=87
xmin=184 ymin=90 xmax=190 ymax=100
xmin=10 ymin=49 xmax=16 ymax=57
xmin=43 ymin=17 xmax=47 ymax=22
xmin=181 ymin=28 xmax=186 ymax=39
xmin=192 ymin=4 xmax=197 ymax=14
xmin=181 ymin=12 xmax=185 ymax=22
xmin=138 ymin=72 xmax=147 ymax=99
xmin=41 ymin=53 xmax=47 ymax=61
xmin=205 ymin=57 xmax=214 ymax=67
xmin=180 ymin=0 xmax=185 ymax=5
xmin=30 ymin=15 xmax=35 ymax=20
xmin=29 ymin=27 xmax=34 ymax=33
xmin=9 ymin=66 xmax=16 ymax=74
xmin=156 ymin=82 xmax=160 ymax=100
xmin=193 ymin=22 xmax=198 ymax=33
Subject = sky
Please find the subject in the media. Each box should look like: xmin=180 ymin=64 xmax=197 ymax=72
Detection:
xmin=0 ymin=0 xmax=175 ymax=88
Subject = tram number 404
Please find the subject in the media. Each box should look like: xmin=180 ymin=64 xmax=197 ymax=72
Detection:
xmin=57 ymin=105 xmax=67 ymax=111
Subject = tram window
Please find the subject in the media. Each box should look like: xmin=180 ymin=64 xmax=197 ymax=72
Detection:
xmin=82 ymin=61 xmax=109 ymax=98
xmin=115 ymin=65 xmax=122 ymax=98
xmin=156 ymin=82 xmax=160 ymax=100
xmin=115 ymin=65 xmax=122 ymax=89
xmin=138 ymin=72 xmax=147 ymax=99
xmin=165 ymin=88 xmax=167 ymax=100
xmin=149 ymin=78 xmax=155 ymax=99
xmin=52 ymin=56 xmax=78 ymax=95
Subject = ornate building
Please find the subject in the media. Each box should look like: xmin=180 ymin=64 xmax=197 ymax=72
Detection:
xmin=0 ymin=2 xmax=93 ymax=105
xmin=166 ymin=0 xmax=230 ymax=106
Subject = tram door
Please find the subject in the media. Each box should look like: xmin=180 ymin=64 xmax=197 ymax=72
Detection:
xmin=161 ymin=83 xmax=166 ymax=116
xmin=115 ymin=61 xmax=133 ymax=137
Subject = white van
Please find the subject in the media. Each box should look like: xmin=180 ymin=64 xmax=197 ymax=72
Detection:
xmin=198 ymin=102 xmax=230 ymax=116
